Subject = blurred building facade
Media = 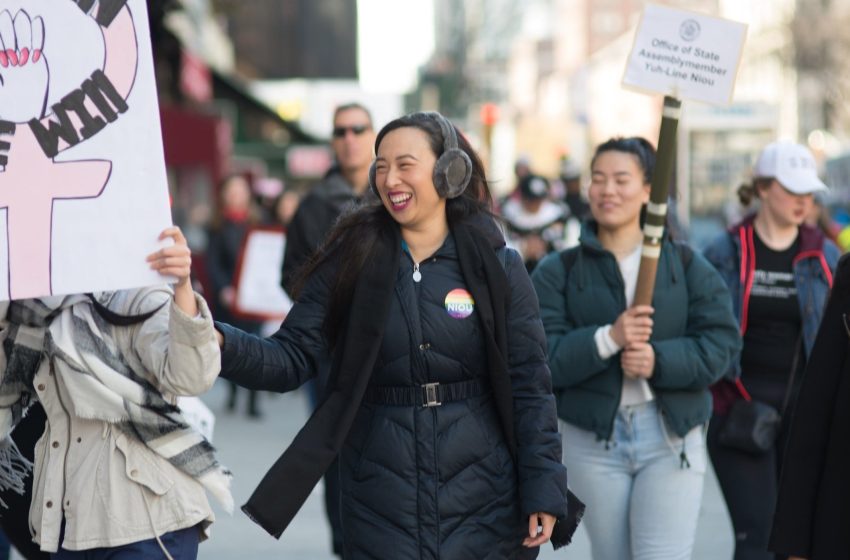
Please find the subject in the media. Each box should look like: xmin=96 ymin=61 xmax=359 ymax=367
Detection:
xmin=220 ymin=0 xmax=358 ymax=80
xmin=150 ymin=0 xmax=333 ymax=299
xmin=416 ymin=0 xmax=850 ymax=230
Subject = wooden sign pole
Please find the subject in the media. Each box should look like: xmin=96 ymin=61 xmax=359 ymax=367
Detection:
xmin=633 ymin=95 xmax=682 ymax=307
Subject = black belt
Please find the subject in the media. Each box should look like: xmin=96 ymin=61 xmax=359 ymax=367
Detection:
xmin=363 ymin=379 xmax=489 ymax=408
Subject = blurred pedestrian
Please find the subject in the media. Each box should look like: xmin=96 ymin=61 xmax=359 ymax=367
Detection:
xmin=206 ymin=174 xmax=264 ymax=418
xmin=501 ymin=174 xmax=572 ymax=272
xmin=551 ymin=155 xmax=590 ymax=222
xmin=768 ymin=252 xmax=850 ymax=560
xmin=252 ymin=177 xmax=286 ymax=225
xmin=532 ymin=136 xmax=740 ymax=560
xmin=281 ymin=103 xmax=375 ymax=292
xmin=496 ymin=155 xmax=533 ymax=210
xmin=278 ymin=102 xmax=375 ymax=557
xmin=0 ymin=227 xmax=228 ymax=558
xmin=215 ymin=112 xmax=580 ymax=558
xmin=703 ymin=141 xmax=840 ymax=560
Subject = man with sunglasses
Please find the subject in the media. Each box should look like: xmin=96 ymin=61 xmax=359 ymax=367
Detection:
xmin=281 ymin=102 xmax=375 ymax=291
xmin=279 ymin=102 xmax=374 ymax=559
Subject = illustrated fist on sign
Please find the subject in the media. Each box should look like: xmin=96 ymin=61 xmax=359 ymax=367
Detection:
xmin=0 ymin=10 xmax=48 ymax=122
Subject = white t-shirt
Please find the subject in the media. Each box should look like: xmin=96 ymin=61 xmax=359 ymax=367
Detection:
xmin=592 ymin=244 xmax=655 ymax=407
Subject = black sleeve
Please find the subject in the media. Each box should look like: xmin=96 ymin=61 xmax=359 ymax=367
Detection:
xmin=504 ymin=249 xmax=568 ymax=520
xmin=769 ymin=254 xmax=850 ymax=557
xmin=220 ymin=256 xmax=335 ymax=392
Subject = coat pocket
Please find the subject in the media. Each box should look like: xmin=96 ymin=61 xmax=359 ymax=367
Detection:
xmin=113 ymin=432 xmax=175 ymax=496
xmin=95 ymin=429 xmax=179 ymax=531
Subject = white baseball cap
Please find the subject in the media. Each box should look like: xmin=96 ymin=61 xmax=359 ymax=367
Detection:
xmin=754 ymin=141 xmax=828 ymax=195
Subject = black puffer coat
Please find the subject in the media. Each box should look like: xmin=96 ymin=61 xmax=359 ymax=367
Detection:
xmin=219 ymin=229 xmax=568 ymax=559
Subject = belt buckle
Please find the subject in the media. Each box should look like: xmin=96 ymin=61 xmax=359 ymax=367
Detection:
xmin=422 ymin=382 xmax=441 ymax=407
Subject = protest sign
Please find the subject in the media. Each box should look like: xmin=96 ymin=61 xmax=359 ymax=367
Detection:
xmin=624 ymin=4 xmax=746 ymax=305
xmin=623 ymin=3 xmax=747 ymax=106
xmin=0 ymin=0 xmax=172 ymax=300
xmin=233 ymin=227 xmax=293 ymax=322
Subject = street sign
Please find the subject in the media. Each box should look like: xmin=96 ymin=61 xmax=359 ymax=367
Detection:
xmin=623 ymin=3 xmax=747 ymax=106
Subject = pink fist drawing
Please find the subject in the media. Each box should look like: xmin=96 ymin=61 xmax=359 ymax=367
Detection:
xmin=0 ymin=10 xmax=48 ymax=122
xmin=0 ymin=0 xmax=137 ymax=300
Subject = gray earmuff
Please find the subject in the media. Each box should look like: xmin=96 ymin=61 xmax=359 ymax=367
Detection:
xmin=368 ymin=112 xmax=473 ymax=199
xmin=428 ymin=112 xmax=473 ymax=199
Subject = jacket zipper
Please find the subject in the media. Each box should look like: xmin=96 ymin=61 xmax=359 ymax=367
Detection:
xmin=52 ymin=367 xmax=74 ymax=505
xmin=40 ymin=361 xmax=75 ymax=547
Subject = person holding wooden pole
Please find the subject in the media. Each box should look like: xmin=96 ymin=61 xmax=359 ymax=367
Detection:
xmin=532 ymin=136 xmax=740 ymax=559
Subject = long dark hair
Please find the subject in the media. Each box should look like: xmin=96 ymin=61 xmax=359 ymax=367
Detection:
xmin=293 ymin=112 xmax=493 ymax=348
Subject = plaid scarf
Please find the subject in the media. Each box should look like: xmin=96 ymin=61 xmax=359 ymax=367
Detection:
xmin=0 ymin=295 xmax=232 ymax=512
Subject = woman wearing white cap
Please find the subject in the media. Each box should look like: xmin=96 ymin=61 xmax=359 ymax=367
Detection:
xmin=703 ymin=141 xmax=840 ymax=560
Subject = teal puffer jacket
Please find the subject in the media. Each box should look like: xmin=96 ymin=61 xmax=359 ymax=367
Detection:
xmin=531 ymin=225 xmax=741 ymax=439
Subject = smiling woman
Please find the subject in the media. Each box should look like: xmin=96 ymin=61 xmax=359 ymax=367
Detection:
xmin=532 ymin=136 xmax=741 ymax=560
xmin=213 ymin=111 xmax=582 ymax=558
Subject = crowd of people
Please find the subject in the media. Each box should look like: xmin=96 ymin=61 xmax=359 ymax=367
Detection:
xmin=0 ymin=100 xmax=847 ymax=560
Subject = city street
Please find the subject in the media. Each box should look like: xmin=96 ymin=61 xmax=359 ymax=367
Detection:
xmin=199 ymin=380 xmax=735 ymax=559
xmin=0 ymin=0 xmax=841 ymax=559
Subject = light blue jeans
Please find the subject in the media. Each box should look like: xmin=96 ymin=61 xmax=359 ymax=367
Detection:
xmin=561 ymin=401 xmax=706 ymax=560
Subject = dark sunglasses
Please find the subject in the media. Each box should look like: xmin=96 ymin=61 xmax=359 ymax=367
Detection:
xmin=332 ymin=124 xmax=370 ymax=138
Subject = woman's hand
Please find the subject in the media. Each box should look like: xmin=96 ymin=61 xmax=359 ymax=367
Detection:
xmin=522 ymin=512 xmax=556 ymax=548
xmin=148 ymin=226 xmax=197 ymax=316
xmin=610 ymin=305 xmax=654 ymax=347
xmin=621 ymin=341 xmax=655 ymax=379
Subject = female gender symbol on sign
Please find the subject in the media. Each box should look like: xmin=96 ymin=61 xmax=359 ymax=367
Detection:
xmin=0 ymin=0 xmax=137 ymax=300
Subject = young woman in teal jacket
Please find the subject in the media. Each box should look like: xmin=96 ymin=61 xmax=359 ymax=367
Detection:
xmin=532 ymin=137 xmax=740 ymax=560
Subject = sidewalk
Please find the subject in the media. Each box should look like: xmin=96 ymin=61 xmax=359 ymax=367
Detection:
xmin=199 ymin=380 xmax=734 ymax=559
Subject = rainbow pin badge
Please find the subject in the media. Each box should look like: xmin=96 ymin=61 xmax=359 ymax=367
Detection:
xmin=445 ymin=288 xmax=475 ymax=319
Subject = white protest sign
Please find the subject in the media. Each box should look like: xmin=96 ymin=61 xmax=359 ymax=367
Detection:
xmin=233 ymin=227 xmax=294 ymax=322
xmin=0 ymin=0 xmax=172 ymax=301
xmin=623 ymin=4 xmax=747 ymax=105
